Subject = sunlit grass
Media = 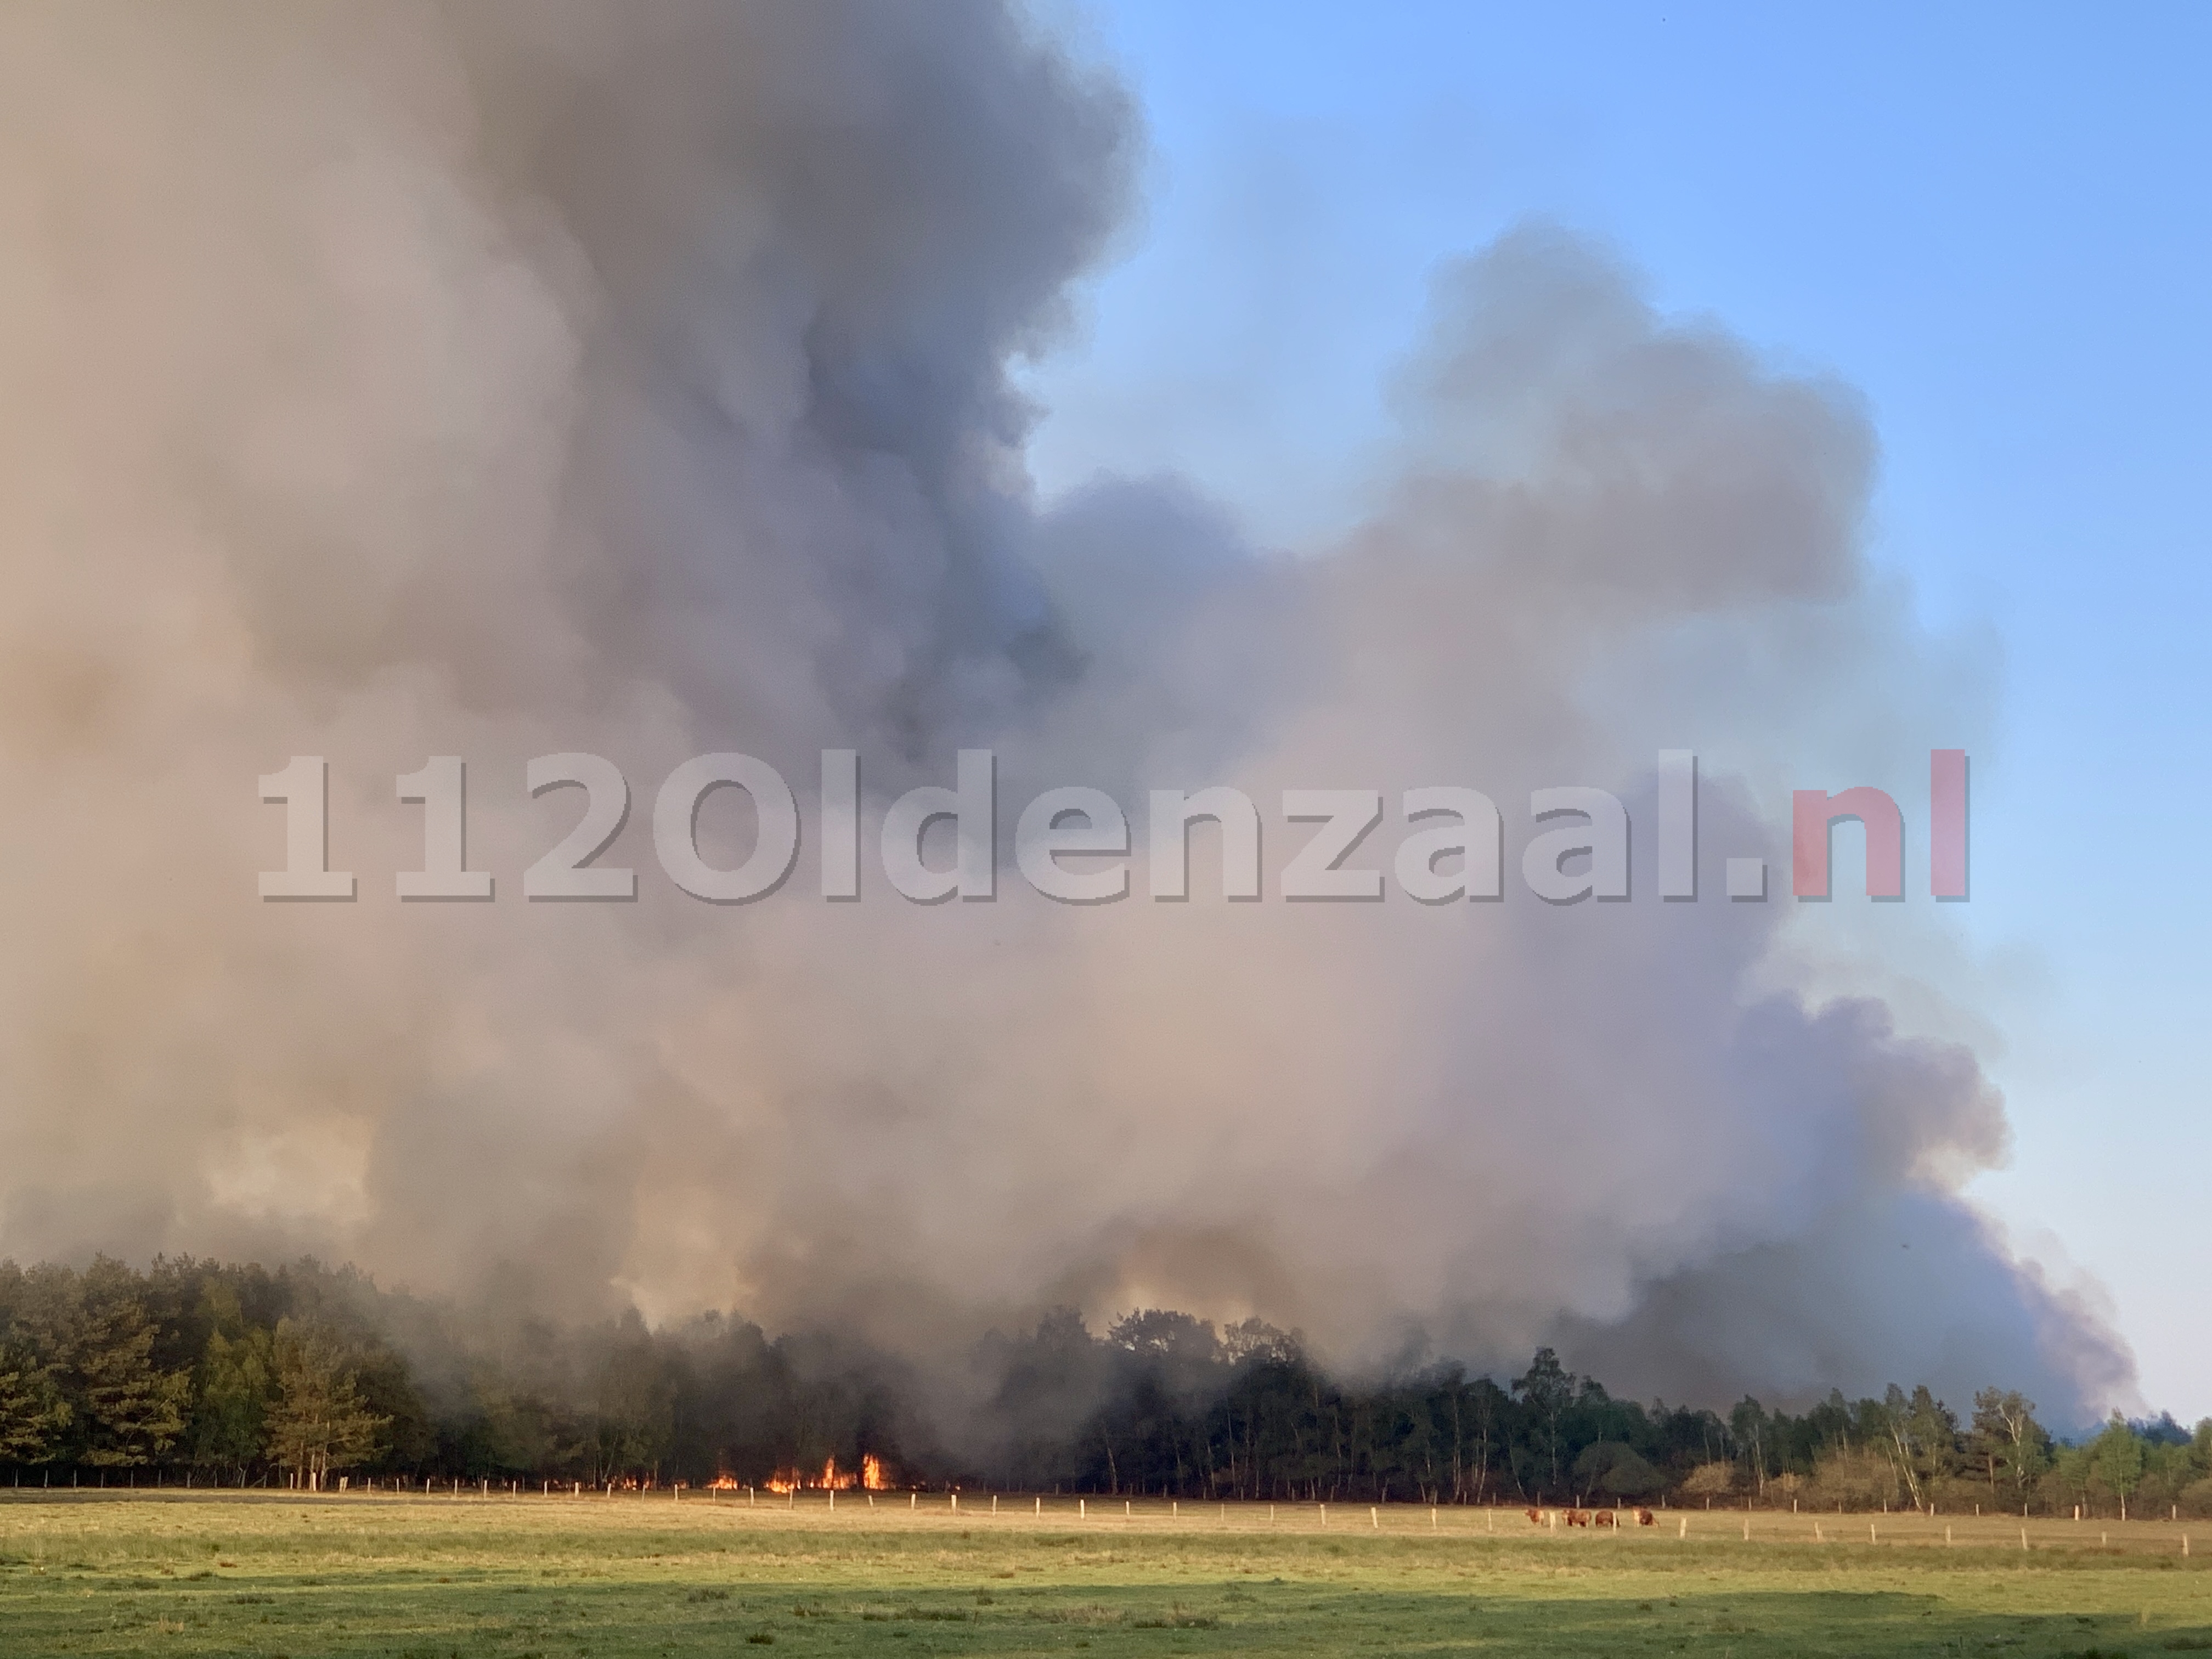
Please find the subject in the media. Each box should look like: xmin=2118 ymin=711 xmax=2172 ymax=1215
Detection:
xmin=0 ymin=1492 xmax=2205 ymax=1655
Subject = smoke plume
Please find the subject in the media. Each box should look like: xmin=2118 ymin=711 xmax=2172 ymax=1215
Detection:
xmin=0 ymin=1 xmax=2129 ymax=1428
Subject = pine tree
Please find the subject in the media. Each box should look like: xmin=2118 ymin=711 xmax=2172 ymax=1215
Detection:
xmin=74 ymin=1258 xmax=190 ymax=1466
xmin=0 ymin=1335 xmax=69 ymax=1464
xmin=264 ymin=1321 xmax=387 ymax=1491
xmin=192 ymin=1327 xmax=276 ymax=1480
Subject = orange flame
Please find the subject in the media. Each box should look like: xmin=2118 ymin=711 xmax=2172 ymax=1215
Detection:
xmin=755 ymin=1454 xmax=891 ymax=1494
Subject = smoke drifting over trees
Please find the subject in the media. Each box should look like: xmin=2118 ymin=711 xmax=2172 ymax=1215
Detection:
xmin=2 ymin=1256 xmax=2205 ymax=1515
xmin=0 ymin=0 xmax=2131 ymax=1435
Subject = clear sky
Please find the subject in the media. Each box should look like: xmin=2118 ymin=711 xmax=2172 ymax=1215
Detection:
xmin=1020 ymin=2 xmax=2212 ymax=1419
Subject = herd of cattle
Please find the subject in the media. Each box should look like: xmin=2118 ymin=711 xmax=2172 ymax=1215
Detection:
xmin=1525 ymin=1506 xmax=1657 ymax=1528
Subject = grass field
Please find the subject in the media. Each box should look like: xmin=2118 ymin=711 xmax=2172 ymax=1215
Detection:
xmin=0 ymin=1491 xmax=2206 ymax=1657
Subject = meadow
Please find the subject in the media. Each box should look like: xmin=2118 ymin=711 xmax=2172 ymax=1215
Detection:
xmin=0 ymin=1491 xmax=2205 ymax=1657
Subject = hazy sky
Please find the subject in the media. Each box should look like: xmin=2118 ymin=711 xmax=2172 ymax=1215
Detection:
xmin=1020 ymin=1 xmax=2212 ymax=1417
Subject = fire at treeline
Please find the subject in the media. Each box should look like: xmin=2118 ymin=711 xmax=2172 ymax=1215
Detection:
xmin=1 ymin=1256 xmax=2206 ymax=1519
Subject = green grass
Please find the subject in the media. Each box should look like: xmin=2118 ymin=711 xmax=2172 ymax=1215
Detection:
xmin=0 ymin=1492 xmax=2205 ymax=1656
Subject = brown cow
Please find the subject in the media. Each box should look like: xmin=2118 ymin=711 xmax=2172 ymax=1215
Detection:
xmin=1565 ymin=1509 xmax=1590 ymax=1527
xmin=1525 ymin=1507 xmax=1543 ymax=1525
xmin=1634 ymin=1508 xmax=1655 ymax=1526
xmin=1593 ymin=1509 xmax=1616 ymax=1528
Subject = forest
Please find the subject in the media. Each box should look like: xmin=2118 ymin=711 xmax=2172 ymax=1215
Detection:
xmin=1 ymin=1255 xmax=2205 ymax=1519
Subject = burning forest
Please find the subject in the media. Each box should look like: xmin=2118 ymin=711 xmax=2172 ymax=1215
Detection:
xmin=0 ymin=1256 xmax=2203 ymax=1516
xmin=0 ymin=0 xmax=2152 ymax=1465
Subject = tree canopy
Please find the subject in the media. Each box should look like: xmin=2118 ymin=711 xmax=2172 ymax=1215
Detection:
xmin=0 ymin=1256 xmax=2204 ymax=1517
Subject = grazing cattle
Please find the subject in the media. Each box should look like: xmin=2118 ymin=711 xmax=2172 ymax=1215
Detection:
xmin=1525 ymin=1508 xmax=1543 ymax=1525
xmin=1635 ymin=1508 xmax=1655 ymax=1526
xmin=1593 ymin=1509 xmax=1616 ymax=1528
xmin=1565 ymin=1509 xmax=1590 ymax=1527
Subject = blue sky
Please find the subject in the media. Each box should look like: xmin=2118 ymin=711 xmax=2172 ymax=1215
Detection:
xmin=1020 ymin=2 xmax=2212 ymax=1418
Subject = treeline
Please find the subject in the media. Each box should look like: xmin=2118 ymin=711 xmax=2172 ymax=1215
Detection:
xmin=991 ymin=1310 xmax=2211 ymax=1520
xmin=1 ymin=1256 xmax=2207 ymax=1517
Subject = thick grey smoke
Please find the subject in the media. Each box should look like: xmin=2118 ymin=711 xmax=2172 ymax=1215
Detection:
xmin=0 ymin=2 xmax=2129 ymax=1423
